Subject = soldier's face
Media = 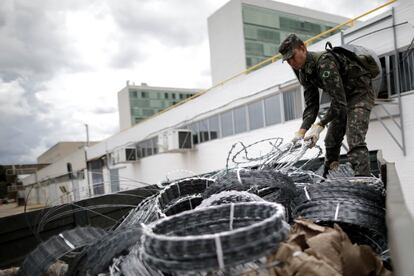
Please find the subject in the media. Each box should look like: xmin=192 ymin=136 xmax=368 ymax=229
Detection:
xmin=287 ymin=46 xmax=307 ymax=70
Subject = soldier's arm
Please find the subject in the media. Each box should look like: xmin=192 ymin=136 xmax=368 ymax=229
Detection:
xmin=292 ymin=69 xmax=319 ymax=131
xmin=300 ymin=83 xmax=319 ymax=130
xmin=318 ymin=55 xmax=347 ymax=126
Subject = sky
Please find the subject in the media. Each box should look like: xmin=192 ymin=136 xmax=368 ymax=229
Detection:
xmin=0 ymin=0 xmax=385 ymax=164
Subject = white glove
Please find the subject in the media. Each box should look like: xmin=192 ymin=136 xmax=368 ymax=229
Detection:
xmin=291 ymin=129 xmax=306 ymax=144
xmin=304 ymin=123 xmax=324 ymax=148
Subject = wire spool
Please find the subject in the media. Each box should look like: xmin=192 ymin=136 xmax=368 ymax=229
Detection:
xmin=69 ymin=226 xmax=142 ymax=276
xmin=141 ymin=202 xmax=288 ymax=273
xmin=163 ymin=195 xmax=204 ymax=216
xmin=157 ymin=177 xmax=214 ymax=215
xmin=204 ymin=169 xmax=297 ymax=220
xmin=293 ymin=177 xmax=387 ymax=256
xmin=18 ymin=227 xmax=106 ymax=276
xmin=197 ymin=191 xmax=264 ymax=209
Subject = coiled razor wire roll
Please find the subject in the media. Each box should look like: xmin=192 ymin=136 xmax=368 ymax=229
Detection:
xmin=18 ymin=226 xmax=106 ymax=276
xmin=204 ymin=169 xmax=297 ymax=220
xmin=293 ymin=179 xmax=385 ymax=207
xmin=157 ymin=177 xmax=214 ymax=215
xmin=197 ymin=191 xmax=264 ymax=209
xmin=163 ymin=195 xmax=204 ymax=216
xmin=293 ymin=177 xmax=387 ymax=255
xmin=141 ymin=202 xmax=288 ymax=273
xmin=117 ymin=194 xmax=161 ymax=228
xmin=69 ymin=226 xmax=143 ymax=276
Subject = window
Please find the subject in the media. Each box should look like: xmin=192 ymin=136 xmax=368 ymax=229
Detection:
xmin=142 ymin=109 xmax=154 ymax=117
xmin=257 ymin=29 xmax=280 ymax=43
xmin=280 ymin=17 xmax=321 ymax=33
xmin=151 ymin=137 xmax=158 ymax=154
xmin=180 ymin=93 xmax=185 ymax=99
xmin=264 ymin=94 xmax=282 ymax=126
xmin=141 ymin=91 xmax=148 ymax=98
xmin=89 ymin=159 xmax=104 ymax=195
xmin=283 ymin=87 xmax=303 ymax=121
xmin=110 ymin=169 xmax=120 ymax=193
xmin=399 ymin=50 xmax=414 ymax=93
xmin=245 ymin=41 xmax=264 ymax=56
xmin=130 ymin=90 xmax=138 ymax=98
xmin=164 ymin=93 xmax=169 ymax=99
xmin=188 ymin=122 xmax=199 ymax=144
xmin=208 ymin=115 xmax=220 ymax=140
xmin=220 ymin=110 xmax=234 ymax=137
xmin=199 ymin=119 xmax=209 ymax=143
xmin=248 ymin=101 xmax=264 ymax=130
xmin=234 ymin=106 xmax=247 ymax=134
xmin=172 ymin=93 xmax=176 ymax=99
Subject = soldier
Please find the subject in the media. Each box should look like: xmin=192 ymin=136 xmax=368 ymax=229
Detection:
xmin=278 ymin=34 xmax=375 ymax=177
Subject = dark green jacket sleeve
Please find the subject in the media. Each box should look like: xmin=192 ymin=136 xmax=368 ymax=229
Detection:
xmin=293 ymin=69 xmax=319 ymax=130
xmin=300 ymin=83 xmax=319 ymax=130
xmin=317 ymin=55 xmax=347 ymax=126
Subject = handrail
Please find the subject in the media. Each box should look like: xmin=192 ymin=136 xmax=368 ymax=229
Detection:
xmin=133 ymin=0 xmax=397 ymax=128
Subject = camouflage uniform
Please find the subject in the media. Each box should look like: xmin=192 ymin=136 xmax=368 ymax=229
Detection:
xmin=280 ymin=35 xmax=375 ymax=176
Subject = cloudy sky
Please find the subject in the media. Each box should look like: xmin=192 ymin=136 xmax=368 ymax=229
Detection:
xmin=0 ymin=0 xmax=385 ymax=164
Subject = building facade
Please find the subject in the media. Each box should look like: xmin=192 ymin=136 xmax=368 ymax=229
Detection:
xmin=207 ymin=0 xmax=348 ymax=85
xmin=118 ymin=82 xmax=201 ymax=130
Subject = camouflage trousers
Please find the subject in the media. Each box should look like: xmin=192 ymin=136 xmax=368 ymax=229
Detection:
xmin=324 ymin=104 xmax=372 ymax=176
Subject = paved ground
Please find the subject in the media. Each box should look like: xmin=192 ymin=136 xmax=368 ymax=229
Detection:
xmin=0 ymin=202 xmax=45 ymax=218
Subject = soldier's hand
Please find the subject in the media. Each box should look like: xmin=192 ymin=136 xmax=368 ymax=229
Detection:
xmin=291 ymin=129 xmax=306 ymax=144
xmin=304 ymin=123 xmax=324 ymax=148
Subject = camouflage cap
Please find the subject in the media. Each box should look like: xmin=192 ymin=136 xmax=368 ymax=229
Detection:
xmin=278 ymin=34 xmax=304 ymax=61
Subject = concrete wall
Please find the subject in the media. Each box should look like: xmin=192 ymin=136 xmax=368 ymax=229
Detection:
xmin=23 ymin=148 xmax=90 ymax=205
xmin=37 ymin=142 xmax=85 ymax=164
xmin=208 ymin=0 xmax=245 ymax=85
xmin=118 ymin=86 xmax=131 ymax=131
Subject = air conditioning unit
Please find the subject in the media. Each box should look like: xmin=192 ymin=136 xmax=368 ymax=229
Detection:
xmin=111 ymin=147 xmax=138 ymax=164
xmin=158 ymin=129 xmax=193 ymax=153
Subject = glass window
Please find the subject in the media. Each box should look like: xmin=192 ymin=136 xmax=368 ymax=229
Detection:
xmin=130 ymin=90 xmax=138 ymax=98
xmin=141 ymin=91 xmax=148 ymax=98
xmin=234 ymin=106 xmax=247 ymax=134
xmin=208 ymin=115 xmax=220 ymax=140
xmin=152 ymin=137 xmax=158 ymax=154
xmin=172 ymin=93 xmax=176 ymax=99
xmin=399 ymin=50 xmax=414 ymax=93
xmin=264 ymin=94 xmax=282 ymax=126
xmin=142 ymin=109 xmax=154 ymax=117
xmin=245 ymin=41 xmax=264 ymax=56
xmin=164 ymin=92 xmax=169 ymax=99
xmin=136 ymin=143 xmax=142 ymax=158
xmin=248 ymin=101 xmax=264 ymax=130
xmin=89 ymin=159 xmax=104 ymax=195
xmin=110 ymin=169 xmax=120 ymax=193
xmin=283 ymin=88 xmax=303 ymax=121
xmin=199 ymin=119 xmax=209 ymax=143
xmin=180 ymin=93 xmax=185 ymax=99
xmin=188 ymin=122 xmax=199 ymax=144
xmin=257 ymin=28 xmax=280 ymax=43
xmin=220 ymin=110 xmax=234 ymax=137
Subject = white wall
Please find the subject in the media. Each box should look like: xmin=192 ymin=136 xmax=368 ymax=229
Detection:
xmin=23 ymin=147 xmax=90 ymax=205
xmin=118 ymin=86 xmax=131 ymax=131
xmin=208 ymin=0 xmax=245 ymax=85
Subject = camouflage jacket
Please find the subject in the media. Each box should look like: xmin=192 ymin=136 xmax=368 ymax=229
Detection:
xmin=294 ymin=51 xmax=375 ymax=130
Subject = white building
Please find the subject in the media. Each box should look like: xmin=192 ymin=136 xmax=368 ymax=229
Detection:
xmin=23 ymin=1 xmax=414 ymax=215
xmin=208 ymin=0 xmax=348 ymax=85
